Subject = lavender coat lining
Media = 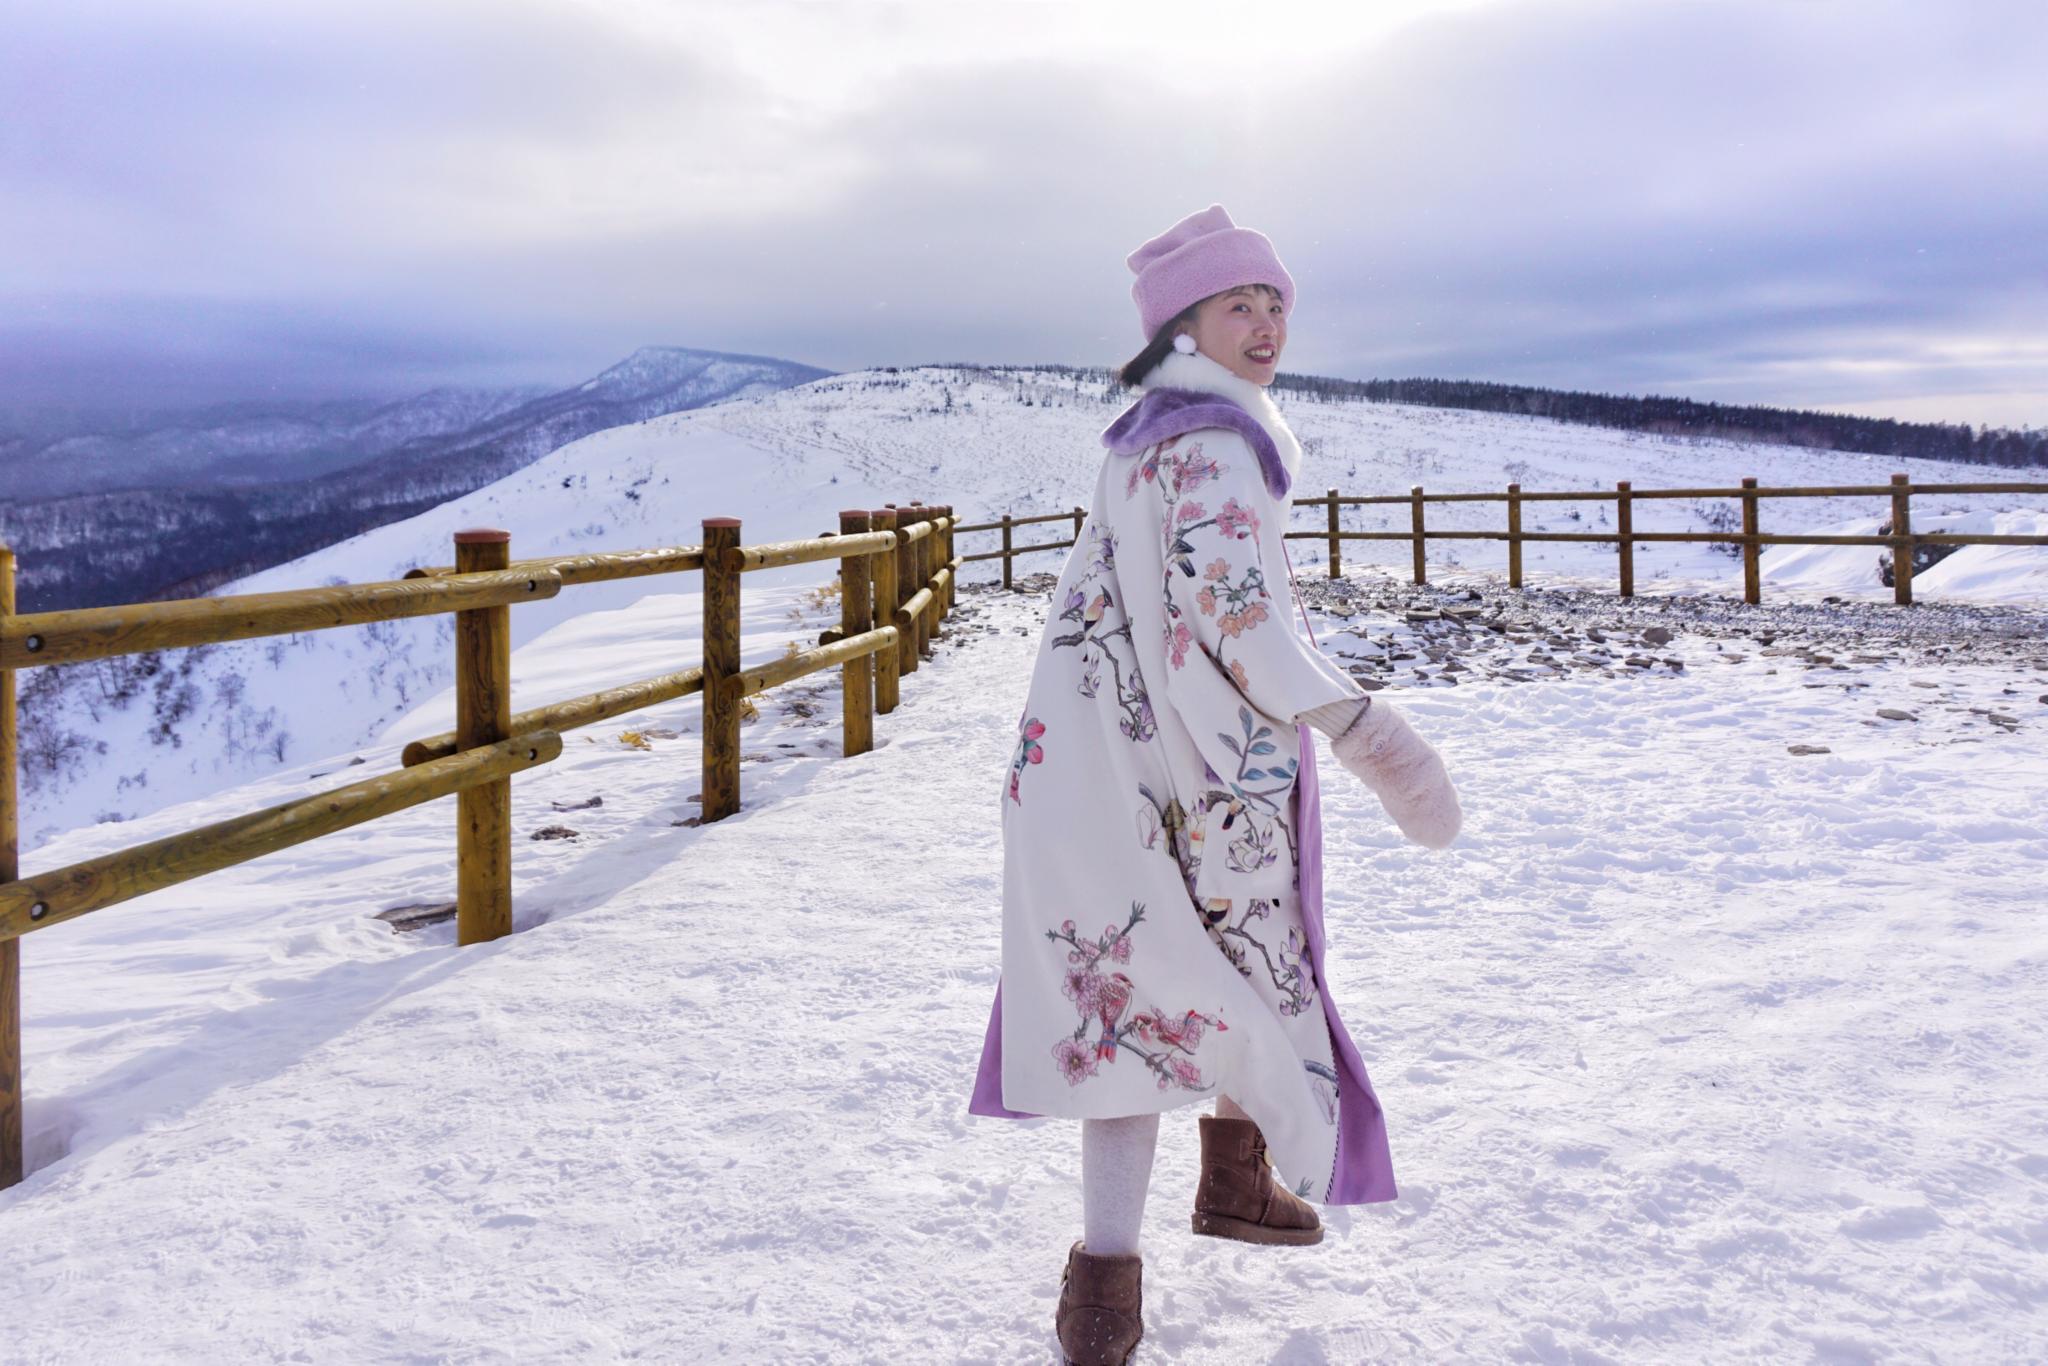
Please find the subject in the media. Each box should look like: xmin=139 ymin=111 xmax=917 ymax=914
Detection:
xmin=1097 ymin=387 xmax=1293 ymax=500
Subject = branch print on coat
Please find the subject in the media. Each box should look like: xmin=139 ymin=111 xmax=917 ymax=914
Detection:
xmin=1046 ymin=903 xmax=1228 ymax=1094
xmin=1051 ymin=524 xmax=1155 ymax=743
xmin=1197 ymin=895 xmax=1320 ymax=1019
xmin=1138 ymin=436 xmax=1343 ymax=909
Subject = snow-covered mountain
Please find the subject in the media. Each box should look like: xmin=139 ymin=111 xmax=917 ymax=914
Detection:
xmin=13 ymin=362 xmax=2041 ymax=845
xmin=0 ymin=386 xmax=554 ymax=500
xmin=0 ymin=346 xmax=831 ymax=613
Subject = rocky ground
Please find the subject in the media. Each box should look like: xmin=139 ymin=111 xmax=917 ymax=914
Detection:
xmin=969 ymin=564 xmax=2048 ymax=750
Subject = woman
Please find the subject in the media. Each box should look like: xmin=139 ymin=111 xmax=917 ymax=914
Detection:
xmin=967 ymin=204 xmax=1462 ymax=1365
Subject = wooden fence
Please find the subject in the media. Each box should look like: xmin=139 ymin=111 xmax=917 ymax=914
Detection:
xmin=957 ymin=474 xmax=2048 ymax=606
xmin=0 ymin=501 xmax=959 ymax=1190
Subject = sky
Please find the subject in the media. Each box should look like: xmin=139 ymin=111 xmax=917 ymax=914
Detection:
xmin=2 ymin=0 xmax=2044 ymax=428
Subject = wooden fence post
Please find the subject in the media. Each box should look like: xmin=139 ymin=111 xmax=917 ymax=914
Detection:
xmin=1326 ymin=488 xmax=1341 ymax=579
xmin=701 ymin=516 xmax=742 ymax=822
xmin=1 ymin=543 xmax=20 ymax=1190
xmin=947 ymin=504 xmax=959 ymax=615
xmin=1410 ymin=486 xmax=1427 ymax=585
xmin=887 ymin=505 xmax=917 ymax=678
xmin=1616 ymin=480 xmax=1634 ymax=599
xmin=1740 ymin=477 xmax=1761 ymax=606
xmin=925 ymin=504 xmax=942 ymax=639
xmin=1072 ymin=505 xmax=1084 ymax=544
xmin=934 ymin=503 xmax=952 ymax=627
xmin=905 ymin=503 xmax=928 ymax=668
xmin=907 ymin=502 xmax=931 ymax=663
xmin=453 ymin=529 xmax=514 ymax=945
xmin=931 ymin=504 xmax=946 ymax=621
xmin=1000 ymin=513 xmax=1014 ymax=591
xmin=917 ymin=506 xmax=935 ymax=654
xmin=1890 ymin=473 xmax=1915 ymax=606
xmin=1507 ymin=483 xmax=1523 ymax=589
xmin=942 ymin=504 xmax=956 ymax=618
xmin=872 ymin=508 xmax=902 ymax=713
xmin=838 ymin=510 xmax=874 ymax=757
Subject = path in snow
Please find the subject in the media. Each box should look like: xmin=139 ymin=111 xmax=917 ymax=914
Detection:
xmin=4 ymin=572 xmax=2046 ymax=1362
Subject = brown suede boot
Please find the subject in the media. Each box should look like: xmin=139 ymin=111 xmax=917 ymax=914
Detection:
xmin=1054 ymin=1240 xmax=1143 ymax=1366
xmin=1190 ymin=1114 xmax=1324 ymax=1246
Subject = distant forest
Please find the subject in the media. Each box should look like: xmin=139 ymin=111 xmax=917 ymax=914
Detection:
xmin=1269 ymin=374 xmax=2047 ymax=469
xmin=1002 ymin=363 xmax=2045 ymax=469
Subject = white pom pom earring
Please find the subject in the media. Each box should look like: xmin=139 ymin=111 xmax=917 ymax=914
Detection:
xmin=1172 ymin=333 xmax=1198 ymax=355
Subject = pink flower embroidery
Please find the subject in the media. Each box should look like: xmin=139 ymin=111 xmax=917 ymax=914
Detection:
xmin=1195 ymin=586 xmax=1217 ymax=615
xmin=1176 ymin=500 xmax=1206 ymax=525
xmin=1218 ymin=600 xmax=1270 ymax=638
xmin=1167 ymin=621 xmax=1194 ymax=669
xmin=1063 ymin=967 xmax=1103 ymax=1015
xmin=1055 ymin=1037 xmax=1099 ymax=1086
xmin=1228 ymin=658 xmax=1250 ymax=692
xmin=1203 ymin=557 xmax=1230 ymax=582
xmin=1046 ymin=903 xmax=1217 ymax=1094
xmin=1215 ymin=498 xmax=1261 ymax=540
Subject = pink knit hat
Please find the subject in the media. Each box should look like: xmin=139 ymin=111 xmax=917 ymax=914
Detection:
xmin=1127 ymin=203 xmax=1295 ymax=341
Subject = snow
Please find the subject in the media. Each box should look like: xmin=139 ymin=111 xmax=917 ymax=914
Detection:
xmin=7 ymin=564 xmax=2047 ymax=1360
xmin=1761 ymin=509 xmax=2048 ymax=604
xmin=18 ymin=364 xmax=2043 ymax=846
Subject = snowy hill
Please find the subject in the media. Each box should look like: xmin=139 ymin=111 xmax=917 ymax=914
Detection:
xmin=0 ymin=385 xmax=554 ymax=500
xmin=5 ymin=575 xmax=2044 ymax=1359
xmin=13 ymin=362 xmax=2042 ymax=846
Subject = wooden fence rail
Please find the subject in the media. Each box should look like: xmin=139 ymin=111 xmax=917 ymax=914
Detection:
xmin=955 ymin=473 xmax=2048 ymax=607
xmin=0 ymin=506 xmax=961 ymax=1189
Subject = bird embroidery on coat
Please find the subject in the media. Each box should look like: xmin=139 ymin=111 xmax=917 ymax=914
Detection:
xmin=1094 ymin=972 xmax=1132 ymax=1061
xmin=1046 ymin=903 xmax=1228 ymax=1093
xmin=1200 ymin=896 xmax=1320 ymax=1019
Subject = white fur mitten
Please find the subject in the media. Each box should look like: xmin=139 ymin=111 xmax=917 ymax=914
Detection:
xmin=1325 ymin=697 xmax=1462 ymax=849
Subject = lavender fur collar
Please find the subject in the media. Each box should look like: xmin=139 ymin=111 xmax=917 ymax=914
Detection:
xmin=1099 ymin=349 xmax=1301 ymax=499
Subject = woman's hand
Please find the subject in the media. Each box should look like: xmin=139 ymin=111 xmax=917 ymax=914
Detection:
xmin=1327 ymin=698 xmax=1462 ymax=849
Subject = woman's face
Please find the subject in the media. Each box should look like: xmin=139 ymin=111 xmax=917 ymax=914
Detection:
xmin=1182 ymin=285 xmax=1286 ymax=386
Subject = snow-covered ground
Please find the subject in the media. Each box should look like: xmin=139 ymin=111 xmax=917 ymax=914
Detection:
xmin=1758 ymin=508 xmax=2048 ymax=604
xmin=17 ymin=362 xmax=2043 ymax=844
xmin=6 ymin=565 xmax=2045 ymax=1361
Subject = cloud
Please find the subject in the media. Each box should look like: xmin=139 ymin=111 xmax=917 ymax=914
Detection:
xmin=1 ymin=0 xmax=2042 ymax=424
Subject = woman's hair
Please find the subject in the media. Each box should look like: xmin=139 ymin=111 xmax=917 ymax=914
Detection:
xmin=1116 ymin=282 xmax=1284 ymax=388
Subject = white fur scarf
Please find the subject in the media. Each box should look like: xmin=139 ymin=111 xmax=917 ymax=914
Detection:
xmin=1139 ymin=347 xmax=1304 ymax=491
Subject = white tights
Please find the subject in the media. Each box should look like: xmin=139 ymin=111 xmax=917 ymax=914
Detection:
xmin=1080 ymin=1095 xmax=1251 ymax=1256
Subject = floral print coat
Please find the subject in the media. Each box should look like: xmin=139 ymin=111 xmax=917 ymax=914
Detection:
xmin=969 ymin=351 xmax=1398 ymax=1205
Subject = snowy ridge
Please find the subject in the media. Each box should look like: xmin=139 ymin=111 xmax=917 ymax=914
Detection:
xmin=4 ymin=577 xmax=2045 ymax=1359
xmin=14 ymin=362 xmax=2042 ymax=848
xmin=0 ymin=345 xmax=828 ymax=618
xmin=2 ymin=385 xmax=555 ymax=499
